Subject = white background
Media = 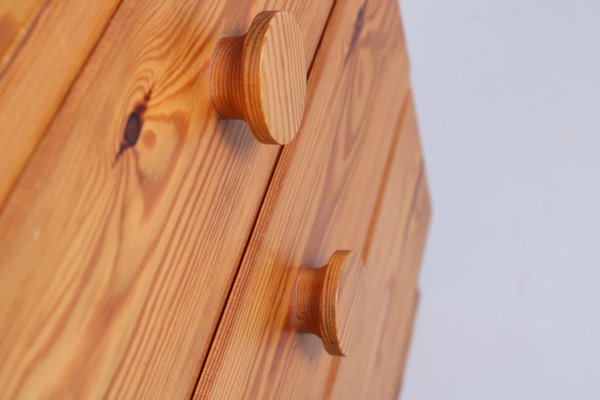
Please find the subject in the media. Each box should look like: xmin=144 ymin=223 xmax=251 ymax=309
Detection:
xmin=398 ymin=0 xmax=600 ymax=399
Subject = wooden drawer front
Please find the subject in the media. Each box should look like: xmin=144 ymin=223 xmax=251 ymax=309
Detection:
xmin=0 ymin=0 xmax=123 ymax=204
xmin=194 ymin=0 xmax=430 ymax=397
xmin=0 ymin=1 xmax=333 ymax=398
xmin=324 ymin=100 xmax=430 ymax=399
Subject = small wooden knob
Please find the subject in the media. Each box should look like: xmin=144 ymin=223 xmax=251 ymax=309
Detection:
xmin=291 ymin=250 xmax=366 ymax=356
xmin=210 ymin=11 xmax=307 ymax=145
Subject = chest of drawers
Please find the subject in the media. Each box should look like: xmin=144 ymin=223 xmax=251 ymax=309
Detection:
xmin=0 ymin=0 xmax=430 ymax=398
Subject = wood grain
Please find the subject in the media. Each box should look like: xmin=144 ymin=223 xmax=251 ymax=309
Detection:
xmin=327 ymin=99 xmax=432 ymax=399
xmin=193 ymin=0 xmax=420 ymax=397
xmin=0 ymin=0 xmax=124 ymax=206
xmin=210 ymin=10 xmax=307 ymax=144
xmin=0 ymin=0 xmax=45 ymax=70
xmin=0 ymin=0 xmax=333 ymax=398
xmin=291 ymin=250 xmax=366 ymax=356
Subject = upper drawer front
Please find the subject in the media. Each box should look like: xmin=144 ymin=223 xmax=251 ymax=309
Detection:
xmin=0 ymin=1 xmax=333 ymax=398
xmin=0 ymin=0 xmax=123 ymax=204
xmin=194 ymin=0 xmax=429 ymax=397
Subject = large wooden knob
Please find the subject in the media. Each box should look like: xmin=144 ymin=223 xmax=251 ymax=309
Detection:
xmin=291 ymin=250 xmax=366 ymax=356
xmin=210 ymin=11 xmax=307 ymax=145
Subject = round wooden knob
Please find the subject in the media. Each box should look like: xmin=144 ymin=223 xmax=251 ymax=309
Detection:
xmin=210 ymin=11 xmax=307 ymax=145
xmin=291 ymin=250 xmax=366 ymax=356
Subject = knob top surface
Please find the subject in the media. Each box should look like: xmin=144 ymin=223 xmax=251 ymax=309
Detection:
xmin=243 ymin=11 xmax=307 ymax=144
xmin=320 ymin=250 xmax=365 ymax=356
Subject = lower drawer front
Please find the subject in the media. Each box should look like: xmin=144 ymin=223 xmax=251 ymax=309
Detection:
xmin=327 ymin=100 xmax=430 ymax=398
xmin=194 ymin=0 xmax=430 ymax=397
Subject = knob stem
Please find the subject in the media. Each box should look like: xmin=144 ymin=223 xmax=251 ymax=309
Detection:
xmin=211 ymin=36 xmax=245 ymax=119
xmin=292 ymin=267 xmax=326 ymax=336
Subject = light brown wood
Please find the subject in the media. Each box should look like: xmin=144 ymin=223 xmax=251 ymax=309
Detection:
xmin=210 ymin=10 xmax=307 ymax=144
xmin=0 ymin=0 xmax=334 ymax=398
xmin=292 ymin=250 xmax=366 ymax=356
xmin=0 ymin=0 xmax=44 ymax=70
xmin=0 ymin=0 xmax=123 ymax=206
xmin=193 ymin=0 xmax=421 ymax=397
xmin=195 ymin=89 xmax=430 ymax=398
xmin=327 ymin=100 xmax=432 ymax=399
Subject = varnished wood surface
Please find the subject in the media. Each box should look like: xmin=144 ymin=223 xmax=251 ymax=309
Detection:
xmin=193 ymin=0 xmax=421 ymax=397
xmin=0 ymin=0 xmax=123 ymax=205
xmin=0 ymin=0 xmax=44 ymax=70
xmin=210 ymin=10 xmax=307 ymax=144
xmin=291 ymin=250 xmax=366 ymax=356
xmin=326 ymin=99 xmax=431 ymax=399
xmin=0 ymin=0 xmax=334 ymax=398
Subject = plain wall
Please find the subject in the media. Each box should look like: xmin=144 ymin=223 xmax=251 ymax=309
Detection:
xmin=398 ymin=0 xmax=600 ymax=399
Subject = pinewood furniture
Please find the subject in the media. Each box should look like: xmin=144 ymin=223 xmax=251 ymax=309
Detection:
xmin=0 ymin=0 xmax=430 ymax=398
